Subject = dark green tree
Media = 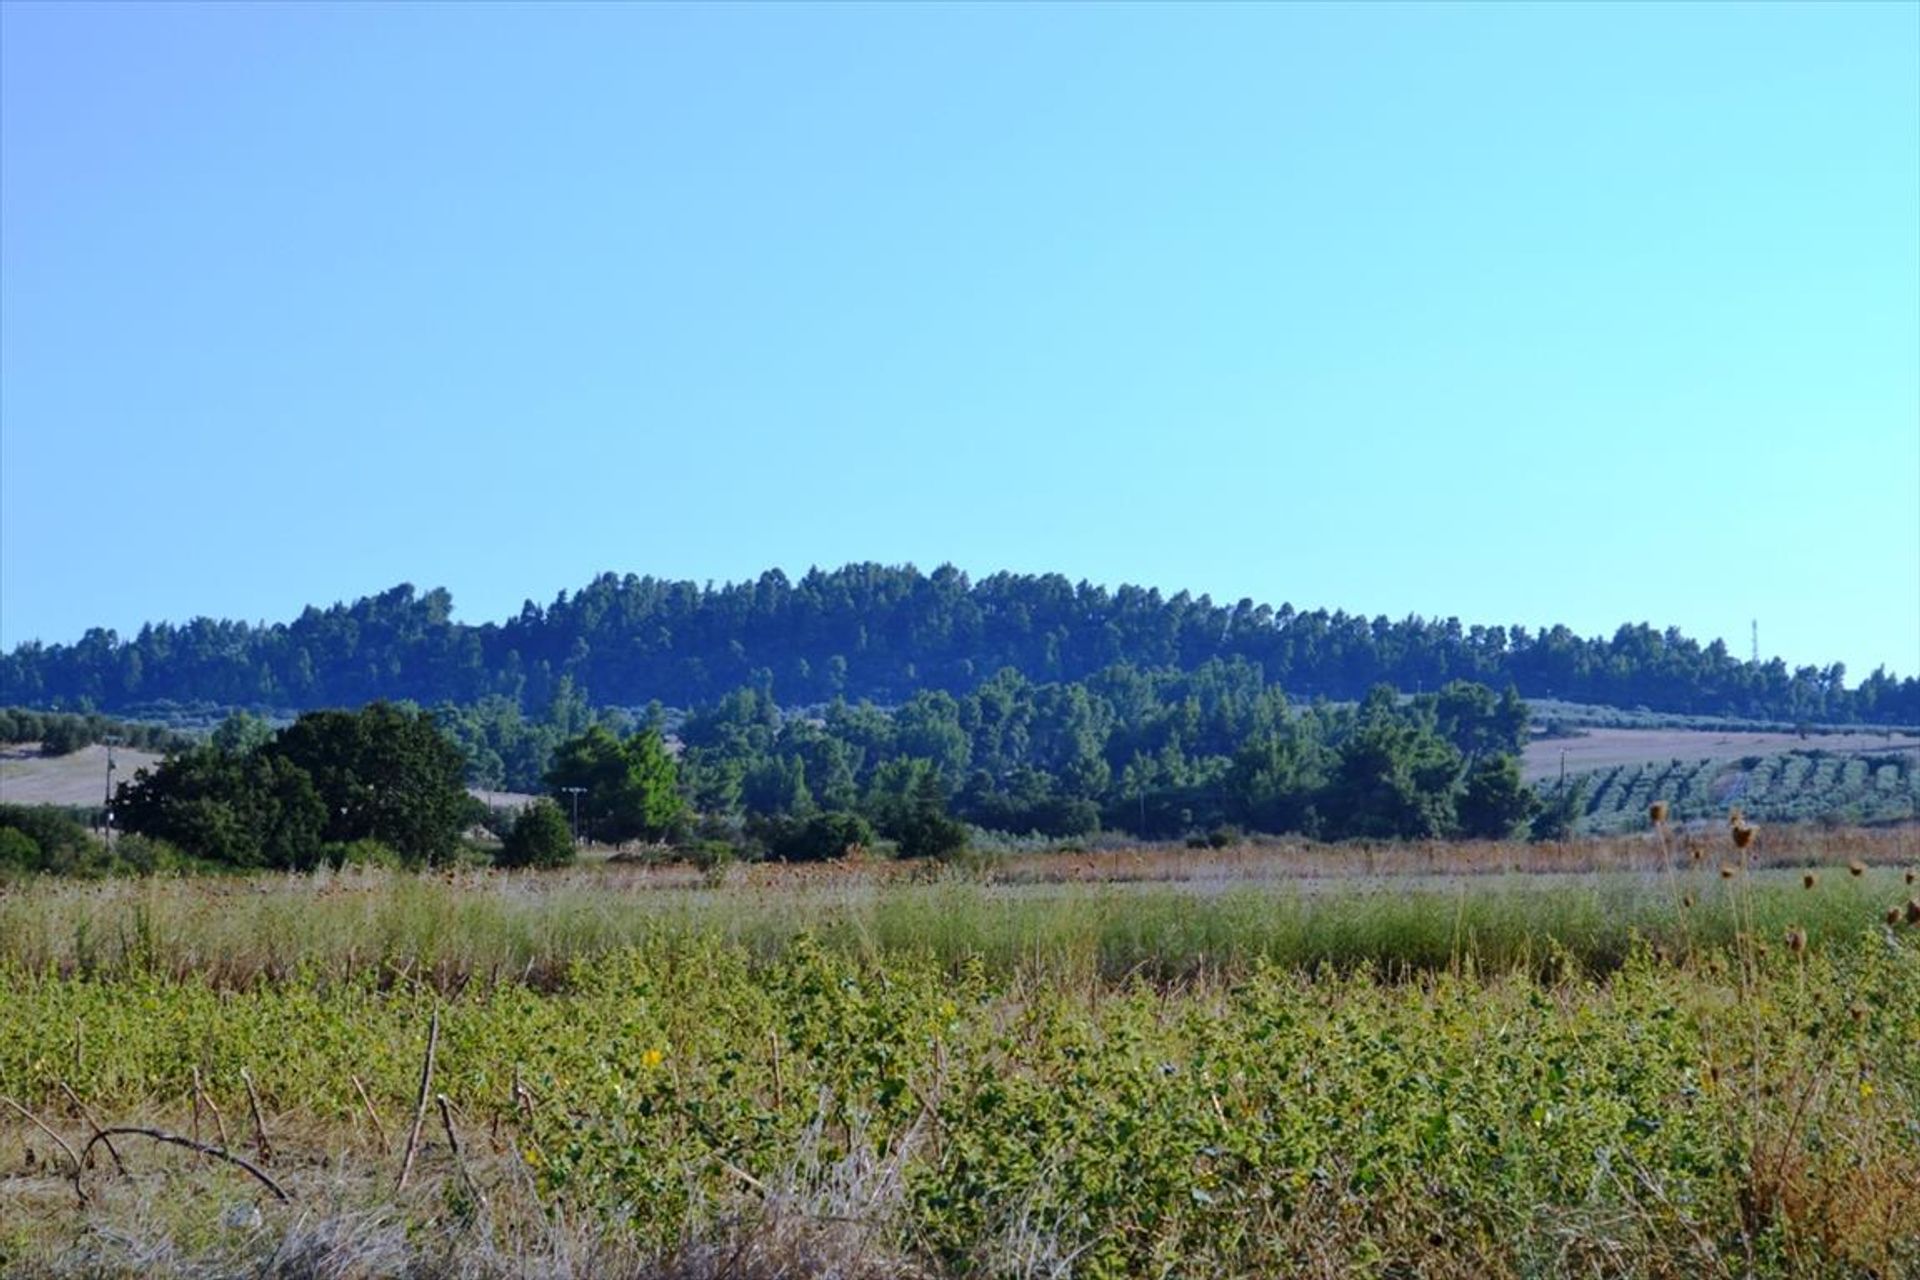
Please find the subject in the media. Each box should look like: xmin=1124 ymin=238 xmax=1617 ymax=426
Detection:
xmin=1455 ymin=753 xmax=1539 ymax=839
xmin=1319 ymin=687 xmax=1463 ymax=840
xmin=1528 ymin=777 xmax=1588 ymax=842
xmin=115 ymin=747 xmax=326 ymax=870
xmin=267 ymin=702 xmax=470 ymax=865
xmin=498 ymin=798 xmax=575 ymax=869
xmin=867 ymin=758 xmax=968 ymax=859
xmin=545 ymin=725 xmax=684 ymax=844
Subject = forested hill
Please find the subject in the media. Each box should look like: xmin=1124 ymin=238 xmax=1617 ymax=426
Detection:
xmin=3 ymin=564 xmax=1914 ymax=724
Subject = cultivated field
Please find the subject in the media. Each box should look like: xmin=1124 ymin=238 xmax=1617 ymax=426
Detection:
xmin=2 ymin=830 xmax=1918 ymax=1279
xmin=1519 ymin=727 xmax=1920 ymax=783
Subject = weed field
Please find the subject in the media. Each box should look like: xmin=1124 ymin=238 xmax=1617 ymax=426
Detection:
xmin=3 ymin=837 xmax=1918 ymax=1278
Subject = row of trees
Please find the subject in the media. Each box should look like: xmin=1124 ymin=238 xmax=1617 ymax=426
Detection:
xmin=0 ymin=707 xmax=192 ymax=756
xmin=5 ymin=565 xmax=1913 ymax=724
xmin=21 ymin=670 xmax=1543 ymax=874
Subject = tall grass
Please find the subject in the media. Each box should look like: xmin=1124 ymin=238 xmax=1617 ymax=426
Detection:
xmin=2 ymin=850 xmax=1910 ymax=988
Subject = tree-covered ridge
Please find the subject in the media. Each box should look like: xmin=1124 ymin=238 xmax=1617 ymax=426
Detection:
xmin=3 ymin=564 xmax=1914 ymax=723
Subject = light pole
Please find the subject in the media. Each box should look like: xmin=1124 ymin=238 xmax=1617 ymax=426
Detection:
xmin=561 ymin=786 xmax=586 ymax=846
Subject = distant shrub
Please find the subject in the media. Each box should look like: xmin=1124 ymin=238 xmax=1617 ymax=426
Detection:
xmin=38 ymin=719 xmax=91 ymax=756
xmin=110 ymin=832 xmax=188 ymax=875
xmin=0 ymin=804 xmax=103 ymax=874
xmin=497 ymin=800 xmax=575 ymax=870
xmin=325 ymin=838 xmax=404 ymax=870
xmin=0 ymin=826 xmax=40 ymax=871
xmin=679 ymin=839 xmax=737 ymax=873
xmin=762 ymin=810 xmax=877 ymax=862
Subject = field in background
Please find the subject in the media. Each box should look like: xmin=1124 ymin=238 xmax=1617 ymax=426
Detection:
xmin=0 ymin=744 xmax=163 ymax=809
xmin=1519 ymin=726 xmax=1919 ymax=781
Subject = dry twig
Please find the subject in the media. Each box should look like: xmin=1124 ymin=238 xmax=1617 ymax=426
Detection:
xmin=395 ymin=1006 xmax=439 ymax=1193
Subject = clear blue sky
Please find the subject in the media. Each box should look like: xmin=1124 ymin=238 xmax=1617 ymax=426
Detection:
xmin=3 ymin=2 xmax=1916 ymax=678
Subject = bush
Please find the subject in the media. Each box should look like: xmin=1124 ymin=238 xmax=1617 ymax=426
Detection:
xmin=110 ymin=832 xmax=187 ymax=875
xmin=325 ymin=838 xmax=404 ymax=870
xmin=679 ymin=839 xmax=736 ymax=873
xmin=498 ymin=799 xmax=575 ymax=869
xmin=38 ymin=719 xmax=89 ymax=756
xmin=0 ymin=826 xmax=40 ymax=871
xmin=0 ymin=804 xmax=104 ymax=875
xmin=765 ymin=810 xmax=877 ymax=862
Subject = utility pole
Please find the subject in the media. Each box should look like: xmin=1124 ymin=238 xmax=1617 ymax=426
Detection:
xmin=561 ymin=786 xmax=586 ymax=846
xmin=1751 ymin=620 xmax=1759 ymax=666
xmin=102 ymin=735 xmax=122 ymax=849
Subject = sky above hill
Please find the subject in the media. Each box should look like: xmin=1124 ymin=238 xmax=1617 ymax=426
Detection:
xmin=2 ymin=2 xmax=1915 ymax=680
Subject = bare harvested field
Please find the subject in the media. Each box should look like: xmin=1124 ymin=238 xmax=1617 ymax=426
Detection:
xmin=0 ymin=744 xmax=537 ymax=812
xmin=1520 ymin=725 xmax=1920 ymax=782
xmin=0 ymin=743 xmax=162 ymax=807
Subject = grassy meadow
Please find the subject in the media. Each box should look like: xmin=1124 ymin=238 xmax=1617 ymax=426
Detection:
xmin=2 ymin=828 xmax=1917 ymax=1278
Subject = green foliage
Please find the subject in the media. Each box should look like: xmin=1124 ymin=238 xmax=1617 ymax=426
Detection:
xmin=107 ymin=832 xmax=189 ymax=875
xmin=1419 ymin=679 xmax=1531 ymax=759
xmin=0 ymin=707 xmax=192 ymax=754
xmin=0 ymin=804 xmax=110 ymax=875
xmin=2 ymin=916 xmax=1911 ymax=1278
xmin=1318 ymin=687 xmax=1464 ymax=839
xmin=1457 ymin=753 xmax=1540 ymax=839
xmin=0 ymin=825 xmax=41 ymax=870
xmin=865 ymin=759 xmax=968 ymax=859
xmin=114 ymin=702 xmax=468 ymax=870
xmin=498 ymin=799 xmax=575 ymax=869
xmin=8 ymin=566 xmax=1915 ymax=727
xmin=323 ymin=837 xmax=403 ymax=869
xmin=544 ymin=725 xmax=685 ymax=844
xmin=209 ymin=709 xmax=275 ymax=756
xmin=115 ymin=746 xmax=327 ymax=870
xmin=1529 ymin=776 xmax=1588 ymax=842
xmin=269 ymin=701 xmax=471 ymax=864
xmin=756 ymin=809 xmax=876 ymax=862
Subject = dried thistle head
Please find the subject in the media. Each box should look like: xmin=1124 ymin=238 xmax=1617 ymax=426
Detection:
xmin=1732 ymin=824 xmax=1756 ymax=850
xmin=1889 ymin=907 xmax=1905 ymax=927
xmin=1848 ymin=859 xmax=1867 ymax=877
xmin=1687 ymin=839 xmax=1703 ymax=862
xmin=1907 ymin=869 xmax=1916 ymax=885
xmin=1906 ymin=899 xmax=1920 ymax=927
xmin=1719 ymin=864 xmax=1737 ymax=880
xmin=1785 ymin=928 xmax=1806 ymax=954
xmin=1803 ymin=872 xmax=1817 ymax=890
xmin=1682 ymin=893 xmax=1695 ymax=909
xmin=1649 ymin=801 xmax=1668 ymax=825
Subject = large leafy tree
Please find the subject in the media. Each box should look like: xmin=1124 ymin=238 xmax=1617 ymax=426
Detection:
xmin=544 ymin=725 xmax=684 ymax=844
xmin=266 ymin=701 xmax=470 ymax=864
xmin=116 ymin=746 xmax=327 ymax=870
